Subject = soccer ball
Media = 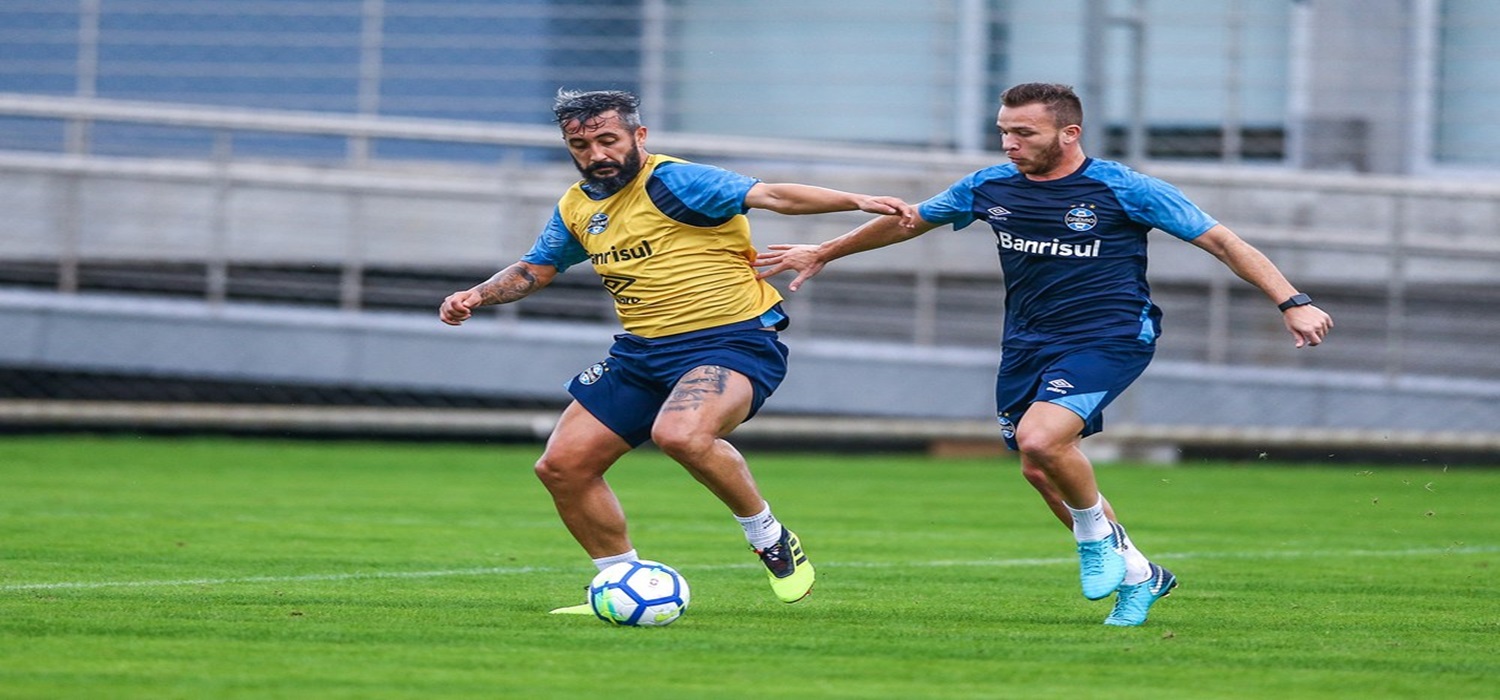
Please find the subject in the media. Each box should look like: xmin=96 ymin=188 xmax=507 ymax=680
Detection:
xmin=589 ymin=560 xmax=690 ymax=627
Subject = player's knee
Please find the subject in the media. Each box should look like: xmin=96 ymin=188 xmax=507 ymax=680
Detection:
xmin=650 ymin=424 xmax=708 ymax=460
xmin=533 ymin=454 xmax=587 ymax=491
xmin=654 ymin=431 xmax=705 ymax=461
xmin=1014 ymin=430 xmax=1068 ymax=465
xmin=1013 ymin=430 xmax=1046 ymax=458
xmin=532 ymin=455 xmax=561 ymax=488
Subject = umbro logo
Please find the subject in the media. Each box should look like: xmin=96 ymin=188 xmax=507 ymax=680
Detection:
xmin=600 ymin=275 xmax=642 ymax=304
xmin=1045 ymin=378 xmax=1074 ymax=394
xmin=986 ymin=205 xmax=1012 ymax=219
xmin=600 ymin=275 xmax=635 ymax=295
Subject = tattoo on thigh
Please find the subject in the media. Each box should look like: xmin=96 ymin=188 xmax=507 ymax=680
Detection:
xmin=664 ymin=366 xmax=730 ymax=412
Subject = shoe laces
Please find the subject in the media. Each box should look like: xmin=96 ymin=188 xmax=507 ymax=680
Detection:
xmin=1078 ymin=538 xmax=1113 ymax=577
xmin=756 ymin=539 xmax=794 ymax=578
xmin=1107 ymin=593 xmax=1148 ymax=623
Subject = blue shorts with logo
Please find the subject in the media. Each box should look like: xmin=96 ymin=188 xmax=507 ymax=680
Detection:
xmin=994 ymin=337 xmax=1155 ymax=450
xmin=565 ymin=319 xmax=790 ymax=447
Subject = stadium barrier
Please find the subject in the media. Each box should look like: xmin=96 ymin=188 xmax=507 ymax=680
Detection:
xmin=3 ymin=95 xmax=1499 ymax=462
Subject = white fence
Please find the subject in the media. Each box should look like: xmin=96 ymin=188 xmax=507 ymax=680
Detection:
xmin=1 ymin=94 xmax=1499 ymax=458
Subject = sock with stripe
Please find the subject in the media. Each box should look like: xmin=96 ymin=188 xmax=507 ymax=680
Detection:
xmin=1113 ymin=523 xmax=1154 ymax=585
xmin=735 ymin=502 xmax=782 ymax=551
xmin=1065 ymin=498 xmax=1112 ymax=543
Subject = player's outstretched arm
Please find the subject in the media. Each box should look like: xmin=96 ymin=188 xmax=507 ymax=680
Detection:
xmin=756 ymin=215 xmax=939 ymax=292
xmin=743 ymin=182 xmax=918 ymax=226
xmin=439 ymin=261 xmax=557 ymax=326
xmin=1189 ymin=225 xmax=1333 ymax=347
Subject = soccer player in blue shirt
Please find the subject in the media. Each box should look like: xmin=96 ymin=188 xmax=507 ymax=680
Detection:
xmin=439 ymin=89 xmax=915 ymax=613
xmin=756 ymin=82 xmax=1333 ymax=626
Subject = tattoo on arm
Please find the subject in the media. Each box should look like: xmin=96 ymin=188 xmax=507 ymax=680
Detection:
xmin=477 ymin=264 xmax=541 ymax=305
xmin=663 ymin=366 xmax=731 ymax=413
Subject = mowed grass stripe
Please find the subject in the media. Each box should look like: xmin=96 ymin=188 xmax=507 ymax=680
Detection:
xmin=3 ymin=435 xmax=1497 ymax=699
xmin=8 ymin=545 xmax=1495 ymax=592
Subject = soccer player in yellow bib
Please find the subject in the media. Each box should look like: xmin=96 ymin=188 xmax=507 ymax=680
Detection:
xmin=440 ymin=89 xmax=916 ymax=610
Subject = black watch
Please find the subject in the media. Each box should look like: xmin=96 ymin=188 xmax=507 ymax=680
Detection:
xmin=1277 ymin=293 xmax=1313 ymax=312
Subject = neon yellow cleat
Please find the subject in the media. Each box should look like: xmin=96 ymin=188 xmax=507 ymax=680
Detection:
xmin=754 ymin=527 xmax=815 ymax=603
xmin=548 ymin=602 xmax=594 ymax=615
xmin=549 ymin=586 xmax=594 ymax=615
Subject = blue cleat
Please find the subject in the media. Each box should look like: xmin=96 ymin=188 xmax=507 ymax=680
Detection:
xmin=1104 ymin=562 xmax=1178 ymax=626
xmin=1077 ymin=533 xmax=1126 ymax=600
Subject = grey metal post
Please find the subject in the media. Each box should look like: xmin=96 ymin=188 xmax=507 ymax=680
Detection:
xmin=1285 ymin=0 xmax=1313 ymax=169
xmin=341 ymin=193 xmax=366 ymax=311
xmin=66 ymin=0 xmax=100 ymax=155
xmin=640 ymin=0 xmax=668 ymax=128
xmin=913 ymin=236 xmax=938 ymax=346
xmin=58 ymin=0 xmax=93 ymax=294
xmin=494 ymin=186 xmax=521 ymax=325
xmin=955 ymin=0 xmax=988 ymax=153
xmin=352 ymin=0 xmax=385 ymax=165
xmin=1206 ymin=275 xmax=1231 ymax=364
xmin=1408 ymin=0 xmax=1439 ymax=175
xmin=1222 ymin=0 xmax=1244 ymax=164
xmin=55 ymin=174 xmax=81 ymax=294
xmin=207 ymin=132 xmax=234 ymax=305
xmin=1385 ymin=197 xmax=1408 ymax=381
xmin=1124 ymin=0 xmax=1147 ymax=164
xmin=1081 ymin=0 xmax=1108 ymax=153
xmin=1083 ymin=0 xmax=1147 ymax=160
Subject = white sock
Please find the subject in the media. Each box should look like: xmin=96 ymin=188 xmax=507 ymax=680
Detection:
xmin=735 ymin=502 xmax=782 ymax=551
xmin=1114 ymin=524 xmax=1153 ymax=585
xmin=1065 ymin=498 xmax=1112 ymax=542
xmin=591 ymin=549 xmax=638 ymax=572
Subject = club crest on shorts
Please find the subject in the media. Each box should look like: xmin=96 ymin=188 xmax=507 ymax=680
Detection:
xmin=586 ymin=212 xmax=610 ymax=235
xmin=997 ymin=414 xmax=1016 ymax=440
xmin=577 ymin=361 xmax=608 ymax=385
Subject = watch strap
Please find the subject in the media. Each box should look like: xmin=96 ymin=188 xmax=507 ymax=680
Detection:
xmin=1278 ymin=293 xmax=1312 ymax=312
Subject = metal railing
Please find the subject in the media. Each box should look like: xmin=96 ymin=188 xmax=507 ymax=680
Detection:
xmin=2 ymin=93 xmax=1499 ymax=388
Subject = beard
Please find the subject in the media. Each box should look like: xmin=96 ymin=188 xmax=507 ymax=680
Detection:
xmin=576 ymin=146 xmax=644 ymax=196
xmin=1014 ymin=136 xmax=1065 ymax=176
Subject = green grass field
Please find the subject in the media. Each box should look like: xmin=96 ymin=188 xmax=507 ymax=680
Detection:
xmin=2 ymin=435 xmax=1496 ymax=699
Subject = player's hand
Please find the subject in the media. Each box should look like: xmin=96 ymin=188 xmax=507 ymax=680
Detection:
xmin=1284 ymin=304 xmax=1332 ymax=348
xmin=754 ymin=244 xmax=825 ymax=292
xmin=858 ymin=196 xmax=919 ymax=229
xmin=439 ymin=289 xmax=483 ymax=326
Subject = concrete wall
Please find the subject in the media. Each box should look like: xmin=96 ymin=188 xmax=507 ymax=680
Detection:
xmin=4 ymin=289 xmax=1497 ymax=451
xmin=4 ymin=152 xmax=1500 ymax=457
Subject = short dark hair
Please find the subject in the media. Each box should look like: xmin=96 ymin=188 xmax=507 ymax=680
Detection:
xmin=553 ymin=89 xmax=642 ymax=130
xmin=1000 ymin=83 xmax=1083 ymax=129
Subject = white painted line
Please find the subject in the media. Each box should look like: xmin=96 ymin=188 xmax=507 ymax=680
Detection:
xmin=2 ymin=566 xmax=552 ymax=591
xmin=4 ymin=545 xmax=1494 ymax=592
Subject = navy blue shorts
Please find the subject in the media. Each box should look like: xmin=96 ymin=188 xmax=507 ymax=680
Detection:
xmin=566 ymin=324 xmax=790 ymax=447
xmin=994 ymin=338 xmax=1155 ymax=450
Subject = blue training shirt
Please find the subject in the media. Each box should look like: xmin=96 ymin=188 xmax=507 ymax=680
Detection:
xmin=919 ymin=157 xmax=1217 ymax=348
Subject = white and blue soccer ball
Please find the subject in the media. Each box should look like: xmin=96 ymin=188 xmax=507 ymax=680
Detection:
xmin=589 ymin=560 xmax=690 ymax=627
